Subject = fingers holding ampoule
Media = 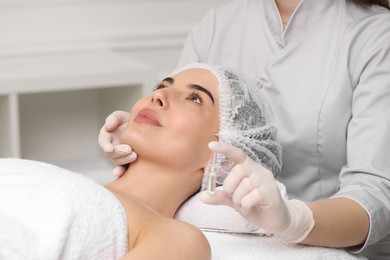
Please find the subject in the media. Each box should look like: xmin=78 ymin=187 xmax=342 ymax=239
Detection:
xmin=202 ymin=141 xmax=314 ymax=242
xmin=225 ymin=163 xmax=269 ymax=214
xmin=208 ymin=141 xmax=248 ymax=165
xmin=202 ymin=142 xmax=284 ymax=227
xmin=223 ymin=164 xmax=248 ymax=196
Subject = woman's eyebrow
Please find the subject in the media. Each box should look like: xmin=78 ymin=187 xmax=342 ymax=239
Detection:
xmin=161 ymin=77 xmax=174 ymax=84
xmin=187 ymin=84 xmax=215 ymax=105
xmin=161 ymin=77 xmax=215 ymax=104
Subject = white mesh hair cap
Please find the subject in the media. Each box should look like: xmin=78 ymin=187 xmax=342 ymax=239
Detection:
xmin=170 ymin=63 xmax=282 ymax=189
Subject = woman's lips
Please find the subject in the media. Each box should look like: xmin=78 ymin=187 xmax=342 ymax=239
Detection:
xmin=134 ymin=108 xmax=162 ymax=127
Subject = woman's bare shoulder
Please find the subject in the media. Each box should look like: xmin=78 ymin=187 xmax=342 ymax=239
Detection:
xmin=106 ymin=188 xmax=210 ymax=259
xmin=124 ymin=217 xmax=211 ymax=260
xmin=163 ymin=218 xmax=211 ymax=259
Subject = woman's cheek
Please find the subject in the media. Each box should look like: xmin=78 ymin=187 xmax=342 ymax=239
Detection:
xmin=120 ymin=98 xmax=150 ymax=143
xmin=119 ymin=123 xmax=134 ymax=145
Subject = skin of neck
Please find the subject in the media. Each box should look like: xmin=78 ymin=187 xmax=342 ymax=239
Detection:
xmin=106 ymin=158 xmax=204 ymax=218
xmin=274 ymin=0 xmax=301 ymax=27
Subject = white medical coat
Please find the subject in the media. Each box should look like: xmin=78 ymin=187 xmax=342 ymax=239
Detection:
xmin=178 ymin=0 xmax=390 ymax=259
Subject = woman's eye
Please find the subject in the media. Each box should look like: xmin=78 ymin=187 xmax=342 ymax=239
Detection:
xmin=188 ymin=93 xmax=202 ymax=105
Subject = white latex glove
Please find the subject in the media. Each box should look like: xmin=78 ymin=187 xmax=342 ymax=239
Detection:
xmin=98 ymin=110 xmax=137 ymax=177
xmin=201 ymin=142 xmax=314 ymax=243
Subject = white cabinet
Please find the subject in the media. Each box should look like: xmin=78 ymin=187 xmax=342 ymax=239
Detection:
xmin=0 ymin=52 xmax=156 ymax=184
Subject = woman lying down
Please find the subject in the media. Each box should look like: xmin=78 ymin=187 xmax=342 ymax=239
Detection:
xmin=0 ymin=63 xmax=282 ymax=259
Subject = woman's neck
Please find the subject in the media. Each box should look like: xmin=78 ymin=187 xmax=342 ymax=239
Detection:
xmin=274 ymin=0 xmax=301 ymax=29
xmin=105 ymin=159 xmax=203 ymax=218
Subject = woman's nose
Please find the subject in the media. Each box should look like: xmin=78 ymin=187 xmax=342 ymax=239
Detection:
xmin=151 ymin=90 xmax=169 ymax=109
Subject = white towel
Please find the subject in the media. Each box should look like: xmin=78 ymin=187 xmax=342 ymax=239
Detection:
xmin=175 ymin=181 xmax=288 ymax=235
xmin=0 ymin=158 xmax=366 ymax=260
xmin=0 ymin=158 xmax=127 ymax=260
xmin=204 ymin=232 xmax=366 ymax=260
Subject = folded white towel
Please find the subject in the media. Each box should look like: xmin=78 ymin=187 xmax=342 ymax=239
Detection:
xmin=0 ymin=158 xmax=365 ymax=260
xmin=175 ymin=181 xmax=288 ymax=235
xmin=203 ymin=232 xmax=366 ymax=260
xmin=0 ymin=158 xmax=127 ymax=260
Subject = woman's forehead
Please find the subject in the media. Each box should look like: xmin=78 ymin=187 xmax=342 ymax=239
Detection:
xmin=173 ymin=68 xmax=219 ymax=92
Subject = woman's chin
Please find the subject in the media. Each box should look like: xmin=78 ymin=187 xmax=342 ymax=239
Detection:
xmin=120 ymin=131 xmax=145 ymax=150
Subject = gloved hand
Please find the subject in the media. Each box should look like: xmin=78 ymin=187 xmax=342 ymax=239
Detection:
xmin=201 ymin=142 xmax=314 ymax=243
xmin=98 ymin=110 xmax=137 ymax=177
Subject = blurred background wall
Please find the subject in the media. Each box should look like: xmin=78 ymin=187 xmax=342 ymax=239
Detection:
xmin=0 ymin=0 xmax=226 ymax=183
xmin=0 ymin=0 xmax=226 ymax=73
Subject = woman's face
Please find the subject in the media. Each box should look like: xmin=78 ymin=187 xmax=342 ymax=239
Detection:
xmin=121 ymin=68 xmax=220 ymax=171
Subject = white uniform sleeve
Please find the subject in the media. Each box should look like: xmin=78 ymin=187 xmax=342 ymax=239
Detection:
xmin=333 ymin=12 xmax=390 ymax=253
